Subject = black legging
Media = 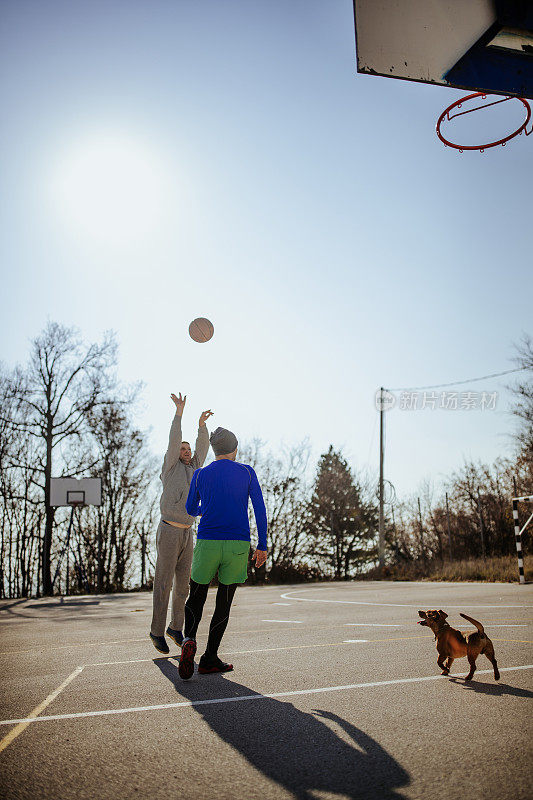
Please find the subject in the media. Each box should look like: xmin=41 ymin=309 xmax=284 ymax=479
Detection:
xmin=184 ymin=580 xmax=237 ymax=659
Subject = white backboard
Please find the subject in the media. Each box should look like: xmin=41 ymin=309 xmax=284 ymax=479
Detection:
xmin=353 ymin=0 xmax=533 ymax=99
xmin=50 ymin=477 xmax=102 ymax=507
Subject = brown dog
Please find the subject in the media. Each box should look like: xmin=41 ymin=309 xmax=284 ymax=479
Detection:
xmin=418 ymin=609 xmax=500 ymax=681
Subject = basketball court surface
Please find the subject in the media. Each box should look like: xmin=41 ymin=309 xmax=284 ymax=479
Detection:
xmin=2 ymin=4 xmax=532 ymax=798
xmin=1 ymin=581 xmax=532 ymax=799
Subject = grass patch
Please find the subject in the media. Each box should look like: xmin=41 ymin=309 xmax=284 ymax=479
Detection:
xmin=364 ymin=555 xmax=532 ymax=583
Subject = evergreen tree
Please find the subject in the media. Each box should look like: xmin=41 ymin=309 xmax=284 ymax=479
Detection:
xmin=307 ymin=446 xmax=377 ymax=579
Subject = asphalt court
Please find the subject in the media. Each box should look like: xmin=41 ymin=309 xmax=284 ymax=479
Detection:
xmin=1 ymin=581 xmax=532 ymax=800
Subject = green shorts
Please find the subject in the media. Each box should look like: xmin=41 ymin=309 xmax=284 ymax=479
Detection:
xmin=191 ymin=539 xmax=250 ymax=585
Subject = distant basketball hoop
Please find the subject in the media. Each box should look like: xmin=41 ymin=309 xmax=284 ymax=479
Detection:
xmin=50 ymin=478 xmax=102 ymax=507
xmin=50 ymin=478 xmax=102 ymax=594
xmin=436 ymin=93 xmax=532 ymax=153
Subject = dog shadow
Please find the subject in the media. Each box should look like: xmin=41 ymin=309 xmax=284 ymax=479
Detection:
xmin=155 ymin=658 xmax=410 ymax=800
xmin=448 ymin=677 xmax=533 ymax=699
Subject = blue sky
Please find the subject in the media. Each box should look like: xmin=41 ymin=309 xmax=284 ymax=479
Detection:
xmin=0 ymin=0 xmax=531 ymax=497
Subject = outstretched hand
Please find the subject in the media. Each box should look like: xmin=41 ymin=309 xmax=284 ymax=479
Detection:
xmin=252 ymin=549 xmax=267 ymax=569
xmin=199 ymin=410 xmax=214 ymax=427
xmin=171 ymin=393 xmax=186 ymax=416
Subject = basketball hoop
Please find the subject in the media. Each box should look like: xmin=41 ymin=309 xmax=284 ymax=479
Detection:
xmin=436 ymin=93 xmax=532 ymax=153
xmin=50 ymin=478 xmax=101 ymax=507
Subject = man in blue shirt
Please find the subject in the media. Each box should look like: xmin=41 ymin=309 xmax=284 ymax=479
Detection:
xmin=179 ymin=426 xmax=267 ymax=679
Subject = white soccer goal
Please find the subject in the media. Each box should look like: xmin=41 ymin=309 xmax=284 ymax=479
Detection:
xmin=512 ymin=495 xmax=533 ymax=585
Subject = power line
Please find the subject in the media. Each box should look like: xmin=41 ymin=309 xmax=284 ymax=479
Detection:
xmin=386 ymin=366 xmax=528 ymax=393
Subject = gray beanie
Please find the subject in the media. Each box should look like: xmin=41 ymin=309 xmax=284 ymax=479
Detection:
xmin=210 ymin=427 xmax=238 ymax=457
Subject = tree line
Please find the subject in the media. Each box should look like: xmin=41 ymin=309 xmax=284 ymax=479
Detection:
xmin=0 ymin=322 xmax=157 ymax=598
xmin=383 ymin=337 xmax=532 ymax=572
xmin=0 ymin=323 xmax=531 ymax=597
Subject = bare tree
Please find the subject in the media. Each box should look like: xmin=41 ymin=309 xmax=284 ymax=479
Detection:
xmin=1 ymin=322 xmax=117 ymax=594
xmin=510 ymin=334 xmax=533 ymax=455
xmin=82 ymin=401 xmax=158 ymax=591
xmin=389 ymin=453 xmax=531 ymax=570
xmin=0 ymin=368 xmax=43 ymax=597
xmin=239 ymin=439 xmax=313 ymax=582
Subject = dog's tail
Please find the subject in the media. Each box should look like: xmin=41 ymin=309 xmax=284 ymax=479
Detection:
xmin=460 ymin=613 xmax=484 ymax=634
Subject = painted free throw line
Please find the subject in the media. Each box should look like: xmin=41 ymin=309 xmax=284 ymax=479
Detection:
xmin=1 ymin=664 xmax=532 ymax=728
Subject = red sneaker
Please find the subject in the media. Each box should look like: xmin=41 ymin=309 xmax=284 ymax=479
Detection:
xmin=178 ymin=638 xmax=197 ymax=680
xmin=198 ymin=655 xmax=234 ymax=674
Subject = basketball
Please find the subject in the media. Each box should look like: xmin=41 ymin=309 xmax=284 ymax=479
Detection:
xmin=189 ymin=317 xmax=214 ymax=343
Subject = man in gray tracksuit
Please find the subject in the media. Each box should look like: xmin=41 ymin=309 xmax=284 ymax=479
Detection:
xmin=149 ymin=392 xmax=212 ymax=654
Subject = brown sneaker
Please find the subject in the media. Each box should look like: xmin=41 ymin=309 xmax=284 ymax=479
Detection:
xmin=149 ymin=633 xmax=169 ymax=655
xmin=166 ymin=626 xmax=184 ymax=647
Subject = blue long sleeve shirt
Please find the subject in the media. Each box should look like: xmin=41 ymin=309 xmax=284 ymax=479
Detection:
xmin=185 ymin=460 xmax=268 ymax=551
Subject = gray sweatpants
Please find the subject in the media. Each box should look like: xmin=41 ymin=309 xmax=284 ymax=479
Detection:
xmin=150 ymin=520 xmax=194 ymax=636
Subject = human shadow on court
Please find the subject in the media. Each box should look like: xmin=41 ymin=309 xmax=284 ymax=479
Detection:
xmin=156 ymin=659 xmax=410 ymax=800
xmin=448 ymin=677 xmax=533 ymax=699
xmin=0 ymin=598 xmax=29 ymax=612
xmin=29 ymin=600 xmax=100 ymax=608
xmin=0 ymin=599 xmax=95 ymax=622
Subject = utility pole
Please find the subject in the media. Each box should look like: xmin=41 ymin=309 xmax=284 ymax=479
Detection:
xmin=445 ymin=491 xmax=453 ymax=560
xmin=378 ymin=387 xmax=385 ymax=569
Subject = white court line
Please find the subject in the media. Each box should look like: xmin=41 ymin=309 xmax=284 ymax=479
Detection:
xmin=343 ymin=639 xmax=368 ymax=643
xmin=0 ymin=622 xmax=405 ymax=658
xmin=281 ymin=589 xmax=533 ymax=609
xmin=273 ymin=602 xmax=291 ymax=606
xmin=1 ymin=664 xmax=532 ymax=727
xmin=485 ymin=624 xmax=528 ymax=627
xmin=0 ymin=666 xmax=84 ymax=752
xmin=344 ymin=623 xmax=402 ymax=627
xmin=84 ymin=636 xmax=428 ymax=667
xmin=0 ymin=622 xmax=322 ymax=658
xmin=262 ymin=619 xmax=303 ymax=624
xmin=0 ymin=637 xmax=151 ymax=657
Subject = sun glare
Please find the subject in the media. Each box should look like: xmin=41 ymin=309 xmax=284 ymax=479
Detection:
xmin=51 ymin=134 xmax=169 ymax=246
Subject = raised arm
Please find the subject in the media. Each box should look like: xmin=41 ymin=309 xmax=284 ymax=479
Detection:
xmin=191 ymin=409 xmax=213 ymax=469
xmin=161 ymin=393 xmax=186 ymax=478
xmin=249 ymin=468 xmax=267 ymax=566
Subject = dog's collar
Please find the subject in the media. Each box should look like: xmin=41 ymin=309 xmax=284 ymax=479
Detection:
xmin=433 ymin=622 xmax=451 ymax=640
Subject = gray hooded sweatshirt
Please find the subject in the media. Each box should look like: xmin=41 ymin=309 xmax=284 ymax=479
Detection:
xmin=159 ymin=413 xmax=209 ymax=526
